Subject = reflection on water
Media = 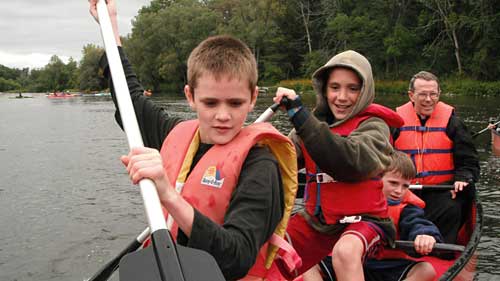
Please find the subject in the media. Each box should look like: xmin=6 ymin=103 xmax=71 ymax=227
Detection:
xmin=0 ymin=92 xmax=499 ymax=280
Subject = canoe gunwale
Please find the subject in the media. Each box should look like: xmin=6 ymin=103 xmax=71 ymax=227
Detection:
xmin=438 ymin=196 xmax=483 ymax=280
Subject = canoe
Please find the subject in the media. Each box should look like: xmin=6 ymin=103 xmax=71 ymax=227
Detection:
xmin=46 ymin=92 xmax=79 ymax=98
xmin=294 ymin=179 xmax=482 ymax=281
xmin=421 ymin=196 xmax=482 ymax=280
xmin=492 ymin=129 xmax=500 ymax=156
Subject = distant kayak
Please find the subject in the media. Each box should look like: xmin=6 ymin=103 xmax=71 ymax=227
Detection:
xmin=46 ymin=92 xmax=80 ymax=98
xmin=8 ymin=93 xmax=33 ymax=99
xmin=9 ymin=96 xmax=33 ymax=99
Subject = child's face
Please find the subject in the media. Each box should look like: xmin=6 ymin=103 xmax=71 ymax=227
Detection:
xmin=382 ymin=171 xmax=410 ymax=201
xmin=185 ymin=73 xmax=257 ymax=145
xmin=325 ymin=68 xmax=361 ymax=120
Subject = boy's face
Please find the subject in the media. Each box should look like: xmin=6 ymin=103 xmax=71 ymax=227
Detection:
xmin=382 ymin=171 xmax=410 ymax=201
xmin=185 ymin=73 xmax=257 ymax=145
xmin=325 ymin=68 xmax=361 ymax=120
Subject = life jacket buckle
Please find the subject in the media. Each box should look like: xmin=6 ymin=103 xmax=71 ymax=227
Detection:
xmin=315 ymin=172 xmax=335 ymax=183
xmin=339 ymin=215 xmax=362 ymax=224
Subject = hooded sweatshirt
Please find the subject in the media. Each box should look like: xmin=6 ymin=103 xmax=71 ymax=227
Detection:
xmin=289 ymin=50 xmax=394 ymax=182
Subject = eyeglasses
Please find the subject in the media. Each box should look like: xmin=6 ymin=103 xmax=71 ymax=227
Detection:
xmin=415 ymin=92 xmax=439 ymax=100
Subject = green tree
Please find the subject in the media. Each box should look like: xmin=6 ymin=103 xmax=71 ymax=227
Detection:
xmin=0 ymin=77 xmax=21 ymax=92
xmin=125 ymin=0 xmax=218 ymax=94
xmin=78 ymin=44 xmax=105 ymax=91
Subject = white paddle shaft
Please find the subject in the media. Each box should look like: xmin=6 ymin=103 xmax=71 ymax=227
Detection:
xmin=96 ymin=0 xmax=166 ymax=233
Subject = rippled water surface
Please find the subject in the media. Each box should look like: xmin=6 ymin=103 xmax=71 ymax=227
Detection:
xmin=0 ymin=92 xmax=499 ymax=280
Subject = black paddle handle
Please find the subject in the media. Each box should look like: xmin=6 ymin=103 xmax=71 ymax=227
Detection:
xmin=395 ymin=240 xmax=465 ymax=253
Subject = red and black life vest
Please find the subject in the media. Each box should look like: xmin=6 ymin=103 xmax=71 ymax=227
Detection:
xmin=302 ymin=104 xmax=404 ymax=224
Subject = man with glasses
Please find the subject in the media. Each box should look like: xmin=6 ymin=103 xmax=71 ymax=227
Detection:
xmin=392 ymin=71 xmax=479 ymax=245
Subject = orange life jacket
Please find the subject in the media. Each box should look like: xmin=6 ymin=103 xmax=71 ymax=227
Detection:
xmin=159 ymin=120 xmax=299 ymax=280
xmin=381 ymin=191 xmax=425 ymax=260
xmin=302 ymin=104 xmax=404 ymax=224
xmin=395 ymin=101 xmax=454 ymax=184
xmin=387 ymin=191 xmax=426 ymax=236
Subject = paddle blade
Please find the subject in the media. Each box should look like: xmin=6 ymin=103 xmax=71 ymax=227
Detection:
xmin=119 ymin=229 xmax=224 ymax=281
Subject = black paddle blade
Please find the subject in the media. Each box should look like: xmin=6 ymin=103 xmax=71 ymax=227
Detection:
xmin=119 ymin=229 xmax=225 ymax=281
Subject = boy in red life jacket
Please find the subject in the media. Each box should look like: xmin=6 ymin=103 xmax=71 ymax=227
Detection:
xmin=273 ymin=50 xmax=404 ymax=281
xmin=363 ymin=151 xmax=443 ymax=281
xmin=89 ymin=1 xmax=298 ymax=280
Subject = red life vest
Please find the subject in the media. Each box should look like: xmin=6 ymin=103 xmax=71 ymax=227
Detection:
xmin=302 ymin=104 xmax=404 ymax=224
xmin=381 ymin=191 xmax=425 ymax=260
xmin=395 ymin=101 xmax=454 ymax=184
xmin=159 ymin=119 xmax=300 ymax=280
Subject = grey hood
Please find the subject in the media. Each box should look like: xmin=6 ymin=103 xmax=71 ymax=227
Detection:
xmin=311 ymin=50 xmax=375 ymax=126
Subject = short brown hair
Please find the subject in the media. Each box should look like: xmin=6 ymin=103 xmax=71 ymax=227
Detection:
xmin=187 ymin=35 xmax=257 ymax=94
xmin=408 ymin=71 xmax=440 ymax=92
xmin=386 ymin=151 xmax=416 ymax=180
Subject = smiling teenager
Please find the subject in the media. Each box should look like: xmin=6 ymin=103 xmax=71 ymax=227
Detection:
xmin=89 ymin=1 xmax=299 ymax=280
xmin=273 ymin=50 xmax=404 ymax=281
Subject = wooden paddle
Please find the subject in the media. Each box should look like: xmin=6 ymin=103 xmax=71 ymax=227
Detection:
xmin=95 ymin=1 xmax=224 ymax=281
xmin=472 ymin=120 xmax=500 ymax=138
xmin=87 ymin=96 xmax=284 ymax=281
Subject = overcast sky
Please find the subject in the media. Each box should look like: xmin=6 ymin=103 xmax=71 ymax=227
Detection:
xmin=0 ymin=0 xmax=151 ymax=69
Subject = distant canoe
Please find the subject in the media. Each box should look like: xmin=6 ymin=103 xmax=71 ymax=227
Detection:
xmin=492 ymin=129 xmax=500 ymax=156
xmin=46 ymin=92 xmax=79 ymax=98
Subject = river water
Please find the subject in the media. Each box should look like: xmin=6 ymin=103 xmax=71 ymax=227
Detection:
xmin=0 ymin=92 xmax=499 ymax=281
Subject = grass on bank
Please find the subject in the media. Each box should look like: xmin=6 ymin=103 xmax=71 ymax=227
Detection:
xmin=271 ymin=78 xmax=500 ymax=96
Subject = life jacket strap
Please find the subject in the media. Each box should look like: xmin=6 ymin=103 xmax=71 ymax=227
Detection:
xmin=314 ymin=172 xmax=336 ymax=183
xmin=269 ymin=233 xmax=302 ymax=275
xmin=339 ymin=215 xmax=362 ymax=224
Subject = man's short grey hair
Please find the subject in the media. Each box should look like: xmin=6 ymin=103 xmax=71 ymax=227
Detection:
xmin=408 ymin=71 xmax=440 ymax=92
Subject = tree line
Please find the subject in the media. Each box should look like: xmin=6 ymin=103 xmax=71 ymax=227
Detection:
xmin=1 ymin=0 xmax=499 ymax=94
xmin=0 ymin=44 xmax=104 ymax=93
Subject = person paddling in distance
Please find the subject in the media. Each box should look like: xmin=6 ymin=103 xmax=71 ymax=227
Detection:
xmin=273 ymin=50 xmax=404 ymax=281
xmin=487 ymin=119 xmax=500 ymax=133
xmin=89 ymin=1 xmax=299 ymax=280
xmin=363 ymin=151 xmax=443 ymax=281
xmin=392 ymin=71 xmax=480 ymax=244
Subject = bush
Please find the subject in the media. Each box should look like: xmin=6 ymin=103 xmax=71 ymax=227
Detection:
xmin=375 ymin=80 xmax=407 ymax=94
xmin=442 ymin=78 xmax=500 ymax=96
xmin=276 ymin=79 xmax=313 ymax=93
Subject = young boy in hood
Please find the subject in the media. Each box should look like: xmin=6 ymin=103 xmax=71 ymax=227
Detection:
xmin=274 ymin=50 xmax=403 ymax=281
